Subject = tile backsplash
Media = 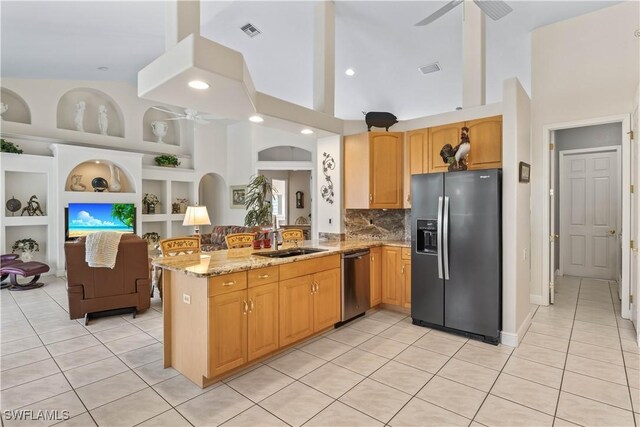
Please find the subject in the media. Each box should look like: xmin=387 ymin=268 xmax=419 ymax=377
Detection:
xmin=345 ymin=209 xmax=410 ymax=241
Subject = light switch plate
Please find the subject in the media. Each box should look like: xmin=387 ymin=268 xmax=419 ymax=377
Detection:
xmin=183 ymin=294 xmax=191 ymax=304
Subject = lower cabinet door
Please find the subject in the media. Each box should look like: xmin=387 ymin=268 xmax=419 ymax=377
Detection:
xmin=402 ymin=260 xmax=412 ymax=309
xmin=279 ymin=275 xmax=315 ymax=346
xmin=381 ymin=247 xmax=402 ymax=305
xmin=248 ymin=282 xmax=279 ymax=361
xmin=370 ymin=247 xmax=382 ymax=306
xmin=209 ymin=290 xmax=247 ymax=377
xmin=313 ymin=268 xmax=341 ymax=332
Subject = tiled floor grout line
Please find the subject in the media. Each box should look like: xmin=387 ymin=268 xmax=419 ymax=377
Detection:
xmin=610 ymin=281 xmax=639 ymax=427
xmin=5 ymin=285 xmax=101 ymax=427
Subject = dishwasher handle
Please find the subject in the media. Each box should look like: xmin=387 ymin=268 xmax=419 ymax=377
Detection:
xmin=342 ymin=250 xmax=370 ymax=259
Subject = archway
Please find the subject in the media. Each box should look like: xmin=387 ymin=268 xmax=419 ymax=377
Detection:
xmin=198 ymin=172 xmax=226 ymax=230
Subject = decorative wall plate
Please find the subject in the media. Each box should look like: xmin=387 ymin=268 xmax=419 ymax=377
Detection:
xmin=6 ymin=196 xmax=21 ymax=215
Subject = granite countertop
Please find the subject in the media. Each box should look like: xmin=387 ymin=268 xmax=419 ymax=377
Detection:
xmin=152 ymin=239 xmax=410 ymax=278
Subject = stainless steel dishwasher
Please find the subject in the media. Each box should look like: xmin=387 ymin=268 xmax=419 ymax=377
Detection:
xmin=341 ymin=250 xmax=371 ymax=322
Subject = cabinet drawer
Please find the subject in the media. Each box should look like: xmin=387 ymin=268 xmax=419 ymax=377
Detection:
xmin=401 ymin=248 xmax=411 ymax=260
xmin=248 ymin=266 xmax=279 ymax=288
xmin=208 ymin=272 xmax=247 ymax=296
xmin=279 ymin=254 xmax=341 ymax=281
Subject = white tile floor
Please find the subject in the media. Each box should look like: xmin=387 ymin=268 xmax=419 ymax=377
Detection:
xmin=0 ymin=275 xmax=638 ymax=426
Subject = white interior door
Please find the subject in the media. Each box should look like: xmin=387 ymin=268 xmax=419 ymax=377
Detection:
xmin=560 ymin=149 xmax=620 ymax=280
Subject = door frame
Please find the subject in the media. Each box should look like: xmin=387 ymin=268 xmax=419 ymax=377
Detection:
xmin=541 ymin=114 xmax=631 ymax=319
xmin=558 ymin=146 xmax=621 ymax=281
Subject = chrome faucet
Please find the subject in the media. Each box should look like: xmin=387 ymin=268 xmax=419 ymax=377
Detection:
xmin=272 ymin=215 xmax=280 ymax=250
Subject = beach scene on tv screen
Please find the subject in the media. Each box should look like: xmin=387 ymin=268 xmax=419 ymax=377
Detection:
xmin=68 ymin=203 xmax=135 ymax=238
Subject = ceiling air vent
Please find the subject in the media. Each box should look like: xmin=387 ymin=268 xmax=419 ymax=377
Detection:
xmin=418 ymin=62 xmax=441 ymax=75
xmin=240 ymin=23 xmax=262 ymax=38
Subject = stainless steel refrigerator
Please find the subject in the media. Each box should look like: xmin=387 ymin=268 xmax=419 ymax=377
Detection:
xmin=411 ymin=169 xmax=502 ymax=343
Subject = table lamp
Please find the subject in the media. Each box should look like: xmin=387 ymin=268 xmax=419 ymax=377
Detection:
xmin=182 ymin=205 xmax=211 ymax=235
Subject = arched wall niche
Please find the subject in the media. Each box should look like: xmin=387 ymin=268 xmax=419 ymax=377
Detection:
xmin=0 ymin=87 xmax=31 ymax=124
xmin=199 ymin=172 xmax=227 ymax=229
xmin=142 ymin=106 xmax=182 ymax=145
xmin=65 ymin=160 xmax=135 ymax=193
xmin=57 ymin=88 xmax=125 ymax=137
xmin=258 ymin=146 xmax=312 ymax=162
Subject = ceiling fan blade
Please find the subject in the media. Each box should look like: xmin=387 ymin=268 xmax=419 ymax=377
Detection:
xmin=415 ymin=0 xmax=463 ymax=26
xmin=151 ymin=106 xmax=183 ymax=116
xmin=164 ymin=117 xmax=184 ymax=121
xmin=473 ymin=0 xmax=512 ymax=21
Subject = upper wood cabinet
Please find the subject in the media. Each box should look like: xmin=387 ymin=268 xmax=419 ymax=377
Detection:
xmin=427 ymin=122 xmax=464 ymax=173
xmin=407 ymin=128 xmax=429 ymax=175
xmin=345 ymin=132 xmax=404 ymax=209
xmin=466 ymin=115 xmax=503 ymax=170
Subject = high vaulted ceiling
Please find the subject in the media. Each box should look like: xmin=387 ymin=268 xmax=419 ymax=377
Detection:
xmin=1 ymin=1 xmax=620 ymax=121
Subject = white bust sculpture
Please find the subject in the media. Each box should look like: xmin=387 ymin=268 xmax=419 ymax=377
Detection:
xmin=98 ymin=104 xmax=108 ymax=135
xmin=75 ymin=101 xmax=86 ymax=132
xmin=0 ymin=102 xmax=8 ymax=120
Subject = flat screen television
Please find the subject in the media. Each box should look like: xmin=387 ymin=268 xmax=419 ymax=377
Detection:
xmin=65 ymin=203 xmax=136 ymax=240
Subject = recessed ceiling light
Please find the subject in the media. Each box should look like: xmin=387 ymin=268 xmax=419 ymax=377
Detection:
xmin=345 ymin=68 xmax=355 ymax=76
xmin=97 ymin=66 xmax=109 ymax=71
xmin=95 ymin=160 xmax=100 ymax=164
xmin=301 ymin=129 xmax=314 ymax=135
xmin=249 ymin=115 xmax=264 ymax=123
xmin=188 ymin=80 xmax=210 ymax=90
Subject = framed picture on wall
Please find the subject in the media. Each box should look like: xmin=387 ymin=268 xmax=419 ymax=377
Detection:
xmin=230 ymin=185 xmax=247 ymax=209
xmin=519 ymin=162 xmax=531 ymax=183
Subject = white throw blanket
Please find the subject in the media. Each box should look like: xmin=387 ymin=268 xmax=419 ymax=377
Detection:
xmin=85 ymin=232 xmax=123 ymax=269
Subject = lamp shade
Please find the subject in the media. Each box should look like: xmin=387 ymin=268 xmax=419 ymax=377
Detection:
xmin=183 ymin=206 xmax=211 ymax=227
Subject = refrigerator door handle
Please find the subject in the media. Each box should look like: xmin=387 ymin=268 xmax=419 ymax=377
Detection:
xmin=443 ymin=196 xmax=450 ymax=280
xmin=437 ymin=196 xmax=443 ymax=279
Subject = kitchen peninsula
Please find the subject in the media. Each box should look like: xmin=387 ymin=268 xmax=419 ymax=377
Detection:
xmin=153 ymin=240 xmax=409 ymax=387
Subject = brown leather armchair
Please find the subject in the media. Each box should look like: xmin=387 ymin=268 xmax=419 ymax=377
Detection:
xmin=65 ymin=234 xmax=150 ymax=322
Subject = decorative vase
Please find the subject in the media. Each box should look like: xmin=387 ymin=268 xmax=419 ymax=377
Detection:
xmin=19 ymin=250 xmax=34 ymax=262
xmin=70 ymin=174 xmax=86 ymax=191
xmin=91 ymin=177 xmax=108 ymax=192
xmin=151 ymin=121 xmax=169 ymax=143
xmin=108 ymin=163 xmax=121 ymax=192
xmin=75 ymin=101 xmax=86 ymax=132
xmin=147 ymin=204 xmax=156 ymax=214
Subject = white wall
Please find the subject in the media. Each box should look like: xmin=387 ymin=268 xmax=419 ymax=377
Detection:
xmin=530 ymin=1 xmax=640 ymax=300
xmin=501 ymin=78 xmax=532 ymax=346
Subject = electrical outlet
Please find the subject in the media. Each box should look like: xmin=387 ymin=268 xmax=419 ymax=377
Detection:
xmin=369 ymin=219 xmax=373 ymax=225
xmin=183 ymin=294 xmax=191 ymax=304
xmin=329 ymin=218 xmax=332 ymax=224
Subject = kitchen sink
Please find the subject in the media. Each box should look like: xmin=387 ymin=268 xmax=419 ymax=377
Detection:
xmin=253 ymin=247 xmax=327 ymax=258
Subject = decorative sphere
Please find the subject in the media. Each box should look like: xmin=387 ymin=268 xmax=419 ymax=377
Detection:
xmin=91 ymin=177 xmax=109 ymax=192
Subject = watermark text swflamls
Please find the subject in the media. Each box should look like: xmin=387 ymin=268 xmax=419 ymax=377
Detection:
xmin=3 ymin=410 xmax=70 ymax=421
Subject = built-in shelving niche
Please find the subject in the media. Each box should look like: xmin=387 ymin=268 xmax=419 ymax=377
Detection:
xmin=65 ymin=160 xmax=135 ymax=193
xmin=56 ymin=88 xmax=125 ymax=138
xmin=0 ymin=87 xmax=31 ymax=124
xmin=142 ymin=106 xmax=181 ymax=146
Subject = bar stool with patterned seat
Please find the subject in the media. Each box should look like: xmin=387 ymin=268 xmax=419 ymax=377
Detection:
xmin=159 ymin=237 xmax=201 ymax=257
xmin=225 ymin=233 xmax=256 ymax=249
xmin=280 ymin=229 xmax=305 ymax=247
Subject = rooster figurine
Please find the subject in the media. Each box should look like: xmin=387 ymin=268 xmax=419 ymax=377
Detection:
xmin=453 ymin=126 xmax=471 ymax=171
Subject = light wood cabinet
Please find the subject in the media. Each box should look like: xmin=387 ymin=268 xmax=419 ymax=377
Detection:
xmin=428 ymin=122 xmax=464 ymax=173
xmin=401 ymin=259 xmax=411 ymax=309
xmin=407 ymin=128 xmax=429 ymax=175
xmin=345 ymin=131 xmax=404 ymax=209
xmin=381 ymin=246 xmax=402 ymax=305
xmin=247 ymin=282 xmax=279 ymax=361
xmin=466 ymin=115 xmax=502 ymax=170
xmin=279 ymin=275 xmax=315 ymax=347
xmin=370 ymin=247 xmax=382 ymax=306
xmin=313 ymin=268 xmax=341 ymax=332
xmin=209 ymin=290 xmax=248 ymax=377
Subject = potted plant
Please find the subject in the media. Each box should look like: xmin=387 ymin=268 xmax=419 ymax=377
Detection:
xmin=244 ymin=174 xmax=277 ymax=226
xmin=12 ymin=238 xmax=39 ymax=262
xmin=154 ymin=154 xmax=180 ymax=167
xmin=142 ymin=232 xmax=161 ymax=248
xmin=142 ymin=193 xmax=160 ymax=214
xmin=1 ymin=139 xmax=23 ymax=154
